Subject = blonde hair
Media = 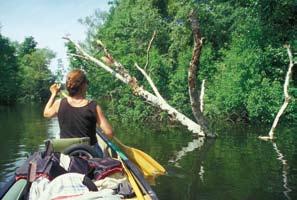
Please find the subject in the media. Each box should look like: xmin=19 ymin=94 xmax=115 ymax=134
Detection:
xmin=66 ymin=69 xmax=88 ymax=96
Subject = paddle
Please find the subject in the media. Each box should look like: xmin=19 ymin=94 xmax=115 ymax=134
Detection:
xmin=96 ymin=129 xmax=158 ymax=200
xmin=112 ymin=137 xmax=166 ymax=182
xmin=119 ymin=158 xmax=145 ymax=200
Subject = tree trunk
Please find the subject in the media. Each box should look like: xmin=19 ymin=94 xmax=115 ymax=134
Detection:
xmin=188 ymin=10 xmax=211 ymax=135
xmin=63 ymin=36 xmax=216 ymax=137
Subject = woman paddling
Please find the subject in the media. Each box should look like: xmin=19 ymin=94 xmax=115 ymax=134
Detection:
xmin=43 ymin=69 xmax=113 ymax=157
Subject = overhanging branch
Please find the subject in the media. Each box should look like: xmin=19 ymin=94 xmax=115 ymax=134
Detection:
xmin=63 ymin=36 xmax=211 ymax=137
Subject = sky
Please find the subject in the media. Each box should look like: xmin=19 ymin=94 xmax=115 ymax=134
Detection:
xmin=0 ymin=0 xmax=110 ymax=72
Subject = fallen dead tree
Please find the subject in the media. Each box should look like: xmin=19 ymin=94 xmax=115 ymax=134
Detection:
xmin=63 ymin=12 xmax=214 ymax=138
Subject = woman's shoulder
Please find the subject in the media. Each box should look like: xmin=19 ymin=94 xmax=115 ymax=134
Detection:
xmin=58 ymin=98 xmax=67 ymax=106
xmin=59 ymin=98 xmax=66 ymax=103
xmin=87 ymin=99 xmax=98 ymax=110
xmin=88 ymin=99 xmax=97 ymax=105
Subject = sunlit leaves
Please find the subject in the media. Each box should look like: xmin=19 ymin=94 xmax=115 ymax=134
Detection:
xmin=76 ymin=0 xmax=297 ymax=123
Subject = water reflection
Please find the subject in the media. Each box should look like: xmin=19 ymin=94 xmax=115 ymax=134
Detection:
xmin=1 ymin=105 xmax=297 ymax=200
xmin=169 ymin=137 xmax=206 ymax=166
xmin=46 ymin=117 xmax=60 ymax=139
xmin=0 ymin=105 xmax=60 ymax=188
xmin=272 ymin=142 xmax=292 ymax=200
xmin=169 ymin=137 xmax=215 ymax=182
xmin=198 ymin=165 xmax=205 ymax=183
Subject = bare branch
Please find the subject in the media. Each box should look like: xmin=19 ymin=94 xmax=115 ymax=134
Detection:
xmin=63 ymin=36 xmax=129 ymax=84
xmin=200 ymin=80 xmax=205 ymax=112
xmin=144 ymin=31 xmax=156 ymax=70
xmin=65 ymin=36 xmax=209 ymax=137
xmin=94 ymin=40 xmax=135 ymax=83
xmin=66 ymin=53 xmax=88 ymax=60
xmin=95 ymin=39 xmax=115 ymax=65
xmin=135 ymin=63 xmax=165 ymax=101
xmin=259 ymin=45 xmax=295 ymax=140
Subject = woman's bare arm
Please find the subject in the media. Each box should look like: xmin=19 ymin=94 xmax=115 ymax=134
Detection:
xmin=43 ymin=84 xmax=61 ymax=118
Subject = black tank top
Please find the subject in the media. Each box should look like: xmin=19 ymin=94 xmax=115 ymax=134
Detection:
xmin=58 ymin=98 xmax=97 ymax=145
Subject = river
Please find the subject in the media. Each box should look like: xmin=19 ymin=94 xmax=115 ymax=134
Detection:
xmin=0 ymin=104 xmax=296 ymax=200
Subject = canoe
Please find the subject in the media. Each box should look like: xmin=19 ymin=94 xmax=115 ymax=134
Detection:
xmin=0 ymin=131 xmax=158 ymax=200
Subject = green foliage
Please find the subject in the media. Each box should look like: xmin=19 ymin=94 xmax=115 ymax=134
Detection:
xmin=70 ymin=0 xmax=296 ymax=124
xmin=18 ymin=47 xmax=55 ymax=102
xmin=246 ymin=79 xmax=282 ymax=122
xmin=204 ymin=1 xmax=296 ymax=122
xmin=18 ymin=36 xmax=37 ymax=57
xmin=197 ymin=1 xmax=242 ymax=51
xmin=0 ymin=33 xmax=56 ymax=104
xmin=256 ymin=0 xmax=297 ymax=44
xmin=168 ymin=47 xmax=192 ymax=114
xmin=0 ymin=34 xmax=19 ymax=104
xmin=75 ymin=0 xmax=173 ymax=121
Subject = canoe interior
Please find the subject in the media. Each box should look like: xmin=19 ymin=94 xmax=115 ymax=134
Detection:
xmin=0 ymin=136 xmax=154 ymax=200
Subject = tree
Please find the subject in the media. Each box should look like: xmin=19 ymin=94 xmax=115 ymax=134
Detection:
xmin=0 ymin=34 xmax=19 ymax=104
xmin=64 ymin=34 xmax=212 ymax=137
xmin=17 ymin=37 xmax=55 ymax=102
xmin=66 ymin=0 xmax=297 ymax=133
xmin=18 ymin=36 xmax=37 ymax=57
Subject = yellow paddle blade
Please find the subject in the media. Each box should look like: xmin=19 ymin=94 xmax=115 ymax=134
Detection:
xmin=127 ymin=147 xmax=166 ymax=185
xmin=113 ymin=137 xmax=166 ymax=182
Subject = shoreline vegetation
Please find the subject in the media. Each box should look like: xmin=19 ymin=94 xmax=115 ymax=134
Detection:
xmin=66 ymin=0 xmax=297 ymax=128
xmin=0 ymin=35 xmax=61 ymax=104
xmin=1 ymin=0 xmax=296 ymax=127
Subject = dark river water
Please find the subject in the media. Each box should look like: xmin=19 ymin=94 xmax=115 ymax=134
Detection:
xmin=0 ymin=104 xmax=296 ymax=200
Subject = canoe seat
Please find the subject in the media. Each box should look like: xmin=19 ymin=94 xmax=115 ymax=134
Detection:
xmin=45 ymin=137 xmax=90 ymax=153
xmin=45 ymin=136 xmax=115 ymax=158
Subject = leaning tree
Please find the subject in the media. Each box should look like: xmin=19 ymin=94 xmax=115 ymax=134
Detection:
xmin=64 ymin=10 xmax=215 ymax=138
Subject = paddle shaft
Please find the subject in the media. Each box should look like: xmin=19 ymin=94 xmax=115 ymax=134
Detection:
xmin=96 ymin=129 xmax=158 ymax=200
xmin=119 ymin=158 xmax=145 ymax=200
